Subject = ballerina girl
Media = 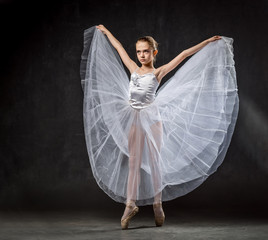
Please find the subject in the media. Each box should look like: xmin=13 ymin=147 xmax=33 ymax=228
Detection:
xmin=80 ymin=24 xmax=238 ymax=230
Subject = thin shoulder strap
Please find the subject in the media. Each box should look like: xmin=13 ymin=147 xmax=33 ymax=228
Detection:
xmin=134 ymin=67 xmax=139 ymax=73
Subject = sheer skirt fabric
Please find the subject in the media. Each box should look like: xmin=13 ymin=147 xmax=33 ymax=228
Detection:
xmin=80 ymin=26 xmax=239 ymax=206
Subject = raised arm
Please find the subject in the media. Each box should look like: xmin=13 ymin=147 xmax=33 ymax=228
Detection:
xmin=157 ymin=36 xmax=221 ymax=81
xmin=96 ymin=25 xmax=137 ymax=73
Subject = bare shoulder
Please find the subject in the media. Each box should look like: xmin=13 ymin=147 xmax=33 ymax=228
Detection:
xmin=154 ymin=66 xmax=166 ymax=83
xmin=129 ymin=63 xmax=139 ymax=74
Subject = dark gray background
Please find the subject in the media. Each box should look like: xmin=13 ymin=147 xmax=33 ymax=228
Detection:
xmin=0 ymin=0 xmax=267 ymax=212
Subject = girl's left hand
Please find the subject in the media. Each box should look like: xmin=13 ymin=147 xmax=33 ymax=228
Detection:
xmin=96 ymin=24 xmax=109 ymax=35
xmin=206 ymin=35 xmax=222 ymax=43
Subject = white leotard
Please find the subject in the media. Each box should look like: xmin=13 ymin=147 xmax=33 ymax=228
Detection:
xmin=128 ymin=70 xmax=159 ymax=110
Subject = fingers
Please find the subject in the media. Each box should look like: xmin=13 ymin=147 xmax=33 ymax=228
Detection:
xmin=208 ymin=35 xmax=222 ymax=42
xmin=96 ymin=24 xmax=104 ymax=30
xmin=96 ymin=24 xmax=108 ymax=34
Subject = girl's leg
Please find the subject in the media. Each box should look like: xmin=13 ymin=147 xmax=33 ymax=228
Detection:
xmin=146 ymin=121 xmax=163 ymax=203
xmin=121 ymin=121 xmax=144 ymax=221
xmin=146 ymin=121 xmax=165 ymax=226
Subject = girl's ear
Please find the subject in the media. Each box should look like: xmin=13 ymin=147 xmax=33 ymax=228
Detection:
xmin=153 ymin=50 xmax=158 ymax=56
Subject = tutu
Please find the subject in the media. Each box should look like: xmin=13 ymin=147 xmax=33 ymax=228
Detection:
xmin=80 ymin=26 xmax=239 ymax=206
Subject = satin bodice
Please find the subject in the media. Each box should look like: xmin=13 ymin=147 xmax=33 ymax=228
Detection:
xmin=128 ymin=71 xmax=159 ymax=109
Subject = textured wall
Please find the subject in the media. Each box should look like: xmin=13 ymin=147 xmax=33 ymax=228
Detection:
xmin=0 ymin=0 xmax=267 ymax=211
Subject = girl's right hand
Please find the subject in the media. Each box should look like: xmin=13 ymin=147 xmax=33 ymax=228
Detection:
xmin=96 ymin=25 xmax=109 ymax=35
xmin=206 ymin=35 xmax=222 ymax=43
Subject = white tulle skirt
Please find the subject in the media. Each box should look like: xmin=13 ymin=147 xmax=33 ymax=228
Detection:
xmin=80 ymin=26 xmax=239 ymax=206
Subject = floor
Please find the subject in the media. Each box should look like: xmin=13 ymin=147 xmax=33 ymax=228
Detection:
xmin=1 ymin=208 xmax=267 ymax=240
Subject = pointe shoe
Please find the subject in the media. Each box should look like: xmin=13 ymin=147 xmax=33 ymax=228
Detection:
xmin=121 ymin=203 xmax=139 ymax=230
xmin=153 ymin=202 xmax=165 ymax=227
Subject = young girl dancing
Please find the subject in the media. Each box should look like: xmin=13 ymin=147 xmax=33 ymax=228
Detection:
xmin=80 ymin=24 xmax=238 ymax=230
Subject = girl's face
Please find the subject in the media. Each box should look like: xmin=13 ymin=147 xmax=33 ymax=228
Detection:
xmin=136 ymin=41 xmax=154 ymax=65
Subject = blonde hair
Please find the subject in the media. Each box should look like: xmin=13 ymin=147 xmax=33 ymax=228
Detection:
xmin=136 ymin=36 xmax=158 ymax=62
